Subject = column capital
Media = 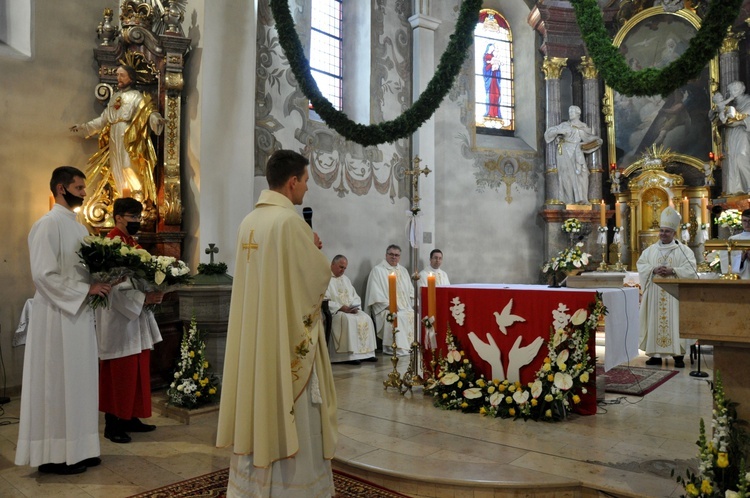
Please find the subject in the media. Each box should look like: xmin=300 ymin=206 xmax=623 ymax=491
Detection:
xmin=578 ymin=56 xmax=598 ymax=80
xmin=542 ymin=57 xmax=568 ymax=80
xmin=409 ymin=13 xmax=441 ymax=31
xmin=720 ymin=27 xmax=745 ymax=54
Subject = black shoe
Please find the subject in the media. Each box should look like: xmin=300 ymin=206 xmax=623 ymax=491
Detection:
xmin=673 ymin=356 xmax=685 ymax=368
xmin=364 ymin=356 xmax=378 ymax=362
xmin=344 ymin=360 xmax=362 ymax=365
xmin=104 ymin=413 xmax=132 ymax=443
xmin=123 ymin=418 xmax=156 ymax=433
xmin=79 ymin=457 xmax=101 ymax=467
xmin=38 ymin=462 xmax=87 ymax=475
xmin=645 ymin=357 xmax=662 ymax=366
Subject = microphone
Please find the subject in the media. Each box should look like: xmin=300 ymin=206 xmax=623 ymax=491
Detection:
xmin=675 ymin=239 xmax=701 ymax=279
xmin=303 ymin=207 xmax=313 ymax=228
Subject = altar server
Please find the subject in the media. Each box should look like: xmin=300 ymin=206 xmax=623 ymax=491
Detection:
xmin=217 ymin=150 xmax=337 ymax=497
xmin=16 ymin=167 xmax=111 ymax=474
xmin=365 ymin=245 xmax=415 ymax=356
xmin=637 ymin=206 xmax=697 ymax=368
xmin=325 ymin=255 xmax=377 ymax=364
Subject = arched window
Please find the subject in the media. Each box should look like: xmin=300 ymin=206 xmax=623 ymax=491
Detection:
xmin=310 ymin=0 xmax=342 ymax=111
xmin=474 ymin=9 xmax=514 ymax=135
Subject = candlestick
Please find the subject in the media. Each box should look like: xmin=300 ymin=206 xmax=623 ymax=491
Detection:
xmin=682 ymin=197 xmax=689 ymax=221
xmin=701 ymin=197 xmax=708 ymax=224
xmin=615 ymin=201 xmax=621 ymax=228
xmin=427 ymin=273 xmax=436 ymax=318
xmin=388 ymin=272 xmax=397 ymax=314
xmin=600 ymin=200 xmax=606 ymax=226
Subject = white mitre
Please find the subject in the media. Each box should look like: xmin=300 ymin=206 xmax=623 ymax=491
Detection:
xmin=660 ymin=206 xmax=681 ymax=231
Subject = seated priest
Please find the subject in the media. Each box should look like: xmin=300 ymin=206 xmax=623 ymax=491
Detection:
xmin=325 ymin=255 xmax=377 ymax=365
xmin=364 ymin=244 xmax=414 ymax=356
xmin=729 ymin=208 xmax=750 ymax=278
xmin=418 ymin=248 xmax=450 ymax=287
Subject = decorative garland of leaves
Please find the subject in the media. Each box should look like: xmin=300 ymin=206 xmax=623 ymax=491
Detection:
xmin=569 ymin=0 xmax=743 ymax=97
xmin=269 ymin=0 xmax=482 ymax=147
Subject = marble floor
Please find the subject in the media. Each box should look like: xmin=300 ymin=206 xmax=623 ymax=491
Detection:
xmin=0 ymin=344 xmax=715 ymax=497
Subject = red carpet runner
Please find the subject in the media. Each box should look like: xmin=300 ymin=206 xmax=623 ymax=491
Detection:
xmin=128 ymin=467 xmax=410 ymax=497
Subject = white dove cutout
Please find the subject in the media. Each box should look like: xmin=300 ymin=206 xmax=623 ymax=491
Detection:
xmin=493 ymin=298 xmax=526 ymax=335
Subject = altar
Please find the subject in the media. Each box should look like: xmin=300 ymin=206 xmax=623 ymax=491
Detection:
xmin=422 ymin=284 xmax=639 ymax=383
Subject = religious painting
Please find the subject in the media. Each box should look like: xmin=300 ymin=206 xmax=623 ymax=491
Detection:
xmin=474 ymin=9 xmax=514 ymax=134
xmin=604 ymin=7 xmax=717 ymax=170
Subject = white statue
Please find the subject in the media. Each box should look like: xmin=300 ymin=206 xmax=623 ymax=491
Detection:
xmin=544 ymin=105 xmax=603 ymax=205
xmin=713 ymin=81 xmax=750 ymax=194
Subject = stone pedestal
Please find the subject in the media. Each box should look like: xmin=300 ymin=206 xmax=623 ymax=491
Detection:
xmin=178 ymin=283 xmax=232 ymax=377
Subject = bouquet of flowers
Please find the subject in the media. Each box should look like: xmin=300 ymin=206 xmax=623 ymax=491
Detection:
xmin=78 ymin=235 xmax=152 ymax=309
xmin=562 ymin=218 xmax=582 ymax=234
xmin=139 ymin=255 xmax=192 ymax=292
xmin=718 ymin=209 xmax=742 ymax=231
xmin=167 ymin=316 xmax=220 ymax=408
xmin=542 ymin=242 xmax=591 ymax=277
xmin=674 ymin=371 xmax=749 ymax=497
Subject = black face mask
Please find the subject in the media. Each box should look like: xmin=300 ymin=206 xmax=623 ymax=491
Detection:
xmin=62 ymin=188 xmax=84 ymax=208
xmin=125 ymin=221 xmax=141 ymax=235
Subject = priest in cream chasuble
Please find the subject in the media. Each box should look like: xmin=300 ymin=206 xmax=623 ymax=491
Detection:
xmin=216 ymin=150 xmax=337 ymax=497
xmin=637 ymin=207 xmax=697 ymax=363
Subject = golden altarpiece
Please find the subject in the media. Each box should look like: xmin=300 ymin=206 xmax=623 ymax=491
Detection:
xmin=81 ymin=0 xmax=191 ymax=387
xmin=532 ymin=2 xmax=750 ymax=271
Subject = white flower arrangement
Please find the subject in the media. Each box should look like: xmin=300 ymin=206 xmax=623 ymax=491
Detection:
xmin=562 ymin=218 xmax=582 ymax=233
xmin=542 ymin=242 xmax=591 ymax=276
xmin=597 ymin=226 xmax=608 ymax=233
xmin=681 ymin=223 xmax=692 ymax=230
xmin=167 ymin=316 xmax=220 ymax=408
xmin=612 ymin=226 xmax=621 ymax=233
xmin=718 ymin=209 xmax=742 ymax=230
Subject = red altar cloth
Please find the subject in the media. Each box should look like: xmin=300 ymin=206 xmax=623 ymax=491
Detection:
xmin=422 ymin=284 xmax=598 ymax=416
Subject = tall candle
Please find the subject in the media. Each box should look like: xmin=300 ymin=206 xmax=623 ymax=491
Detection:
xmin=122 ymin=187 xmax=132 ymax=199
xmin=600 ymin=200 xmax=606 ymax=226
xmin=427 ymin=273 xmax=436 ymax=318
xmin=615 ymin=201 xmax=621 ymax=228
xmin=388 ymin=272 xmax=397 ymax=314
xmin=682 ymin=197 xmax=689 ymax=221
xmin=701 ymin=197 xmax=708 ymax=224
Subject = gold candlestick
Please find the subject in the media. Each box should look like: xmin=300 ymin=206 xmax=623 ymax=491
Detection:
xmin=597 ymin=243 xmax=609 ymax=272
xmin=383 ymin=314 xmax=403 ymax=392
xmin=612 ymin=242 xmax=625 ymax=271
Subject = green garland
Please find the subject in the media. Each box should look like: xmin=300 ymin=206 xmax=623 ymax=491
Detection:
xmin=570 ymin=0 xmax=742 ymax=97
xmin=270 ymin=0 xmax=482 ymax=147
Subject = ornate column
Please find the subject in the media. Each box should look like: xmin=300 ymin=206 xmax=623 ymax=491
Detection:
xmin=579 ymin=56 xmax=602 ymax=204
xmin=543 ymin=56 xmax=568 ymax=208
xmin=719 ymin=28 xmax=743 ymax=95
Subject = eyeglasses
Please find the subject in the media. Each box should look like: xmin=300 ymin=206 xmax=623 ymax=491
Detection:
xmin=386 ymin=253 xmax=401 ymax=257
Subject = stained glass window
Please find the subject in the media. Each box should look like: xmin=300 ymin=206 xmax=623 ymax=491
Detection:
xmin=474 ymin=9 xmax=514 ymax=134
xmin=310 ymin=0 xmax=342 ymax=111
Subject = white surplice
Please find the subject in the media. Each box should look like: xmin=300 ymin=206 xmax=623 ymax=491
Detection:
xmin=637 ymin=240 xmax=697 ymax=357
xmin=418 ymin=267 xmax=450 ymax=287
xmin=325 ymin=274 xmax=376 ymax=362
xmin=15 ymin=204 xmax=100 ymax=468
xmin=364 ymin=260 xmax=414 ymax=356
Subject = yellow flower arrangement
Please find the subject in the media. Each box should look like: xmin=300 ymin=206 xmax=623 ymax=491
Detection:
xmin=167 ymin=316 xmax=221 ymax=409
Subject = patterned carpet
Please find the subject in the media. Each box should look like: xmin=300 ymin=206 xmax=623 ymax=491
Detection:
xmin=127 ymin=468 xmax=409 ymax=497
xmin=598 ymin=365 xmax=679 ymax=396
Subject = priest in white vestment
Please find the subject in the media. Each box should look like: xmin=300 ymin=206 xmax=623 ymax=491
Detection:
xmin=637 ymin=207 xmax=697 ymax=368
xmin=729 ymin=208 xmax=750 ymax=279
xmin=16 ymin=167 xmax=112 ymax=475
xmin=418 ymin=248 xmax=451 ymax=287
xmin=364 ymin=245 xmax=415 ymax=356
xmin=325 ymin=255 xmax=377 ymax=364
xmin=216 ymin=150 xmax=337 ymax=498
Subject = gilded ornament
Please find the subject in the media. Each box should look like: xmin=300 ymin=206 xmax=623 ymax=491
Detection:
xmin=719 ymin=27 xmax=744 ymax=54
xmin=542 ymin=57 xmax=568 ymax=80
xmin=578 ymin=56 xmax=598 ymax=80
